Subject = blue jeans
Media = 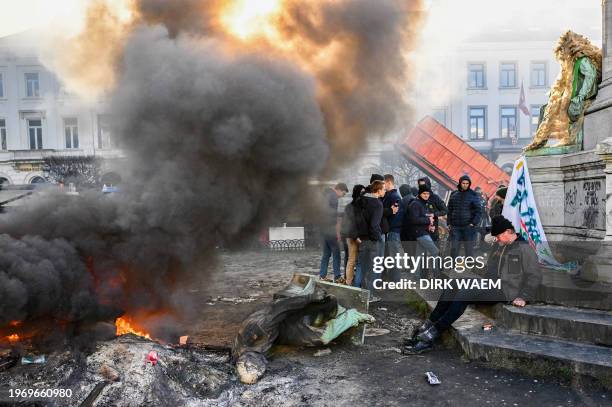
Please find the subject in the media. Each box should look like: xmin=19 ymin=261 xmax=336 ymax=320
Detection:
xmin=377 ymin=233 xmax=386 ymax=258
xmin=358 ymin=240 xmax=379 ymax=291
xmin=352 ymin=261 xmax=363 ymax=288
xmin=416 ymin=234 xmax=440 ymax=277
xmin=449 ymin=226 xmax=476 ymax=258
xmin=416 ymin=234 xmax=439 ymax=257
xmin=386 ymin=231 xmax=403 ymax=282
xmin=319 ymin=234 xmax=341 ymax=279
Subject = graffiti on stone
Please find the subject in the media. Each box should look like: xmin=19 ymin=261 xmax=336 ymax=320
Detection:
xmin=564 ymin=179 xmax=606 ymax=230
xmin=564 ymin=185 xmax=577 ymax=214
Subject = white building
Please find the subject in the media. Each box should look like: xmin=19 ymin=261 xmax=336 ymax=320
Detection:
xmin=417 ymin=4 xmax=602 ymax=174
xmin=0 ymin=31 xmax=119 ymax=186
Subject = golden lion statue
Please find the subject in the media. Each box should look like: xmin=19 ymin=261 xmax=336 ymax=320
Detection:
xmin=525 ymin=31 xmax=602 ymax=151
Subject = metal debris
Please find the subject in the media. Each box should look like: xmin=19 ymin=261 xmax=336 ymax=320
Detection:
xmin=313 ymin=348 xmax=332 ymax=357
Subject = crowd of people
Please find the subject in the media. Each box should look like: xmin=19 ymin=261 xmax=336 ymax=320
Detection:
xmin=318 ymin=173 xmax=540 ymax=353
xmin=319 ymin=174 xmax=509 ymax=292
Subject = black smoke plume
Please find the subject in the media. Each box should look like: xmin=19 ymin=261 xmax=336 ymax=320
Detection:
xmin=0 ymin=0 xmax=424 ymax=334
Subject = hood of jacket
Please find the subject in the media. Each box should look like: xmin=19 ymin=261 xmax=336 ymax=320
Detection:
xmin=457 ymin=175 xmax=472 ymax=190
xmin=417 ymin=177 xmax=432 ymax=189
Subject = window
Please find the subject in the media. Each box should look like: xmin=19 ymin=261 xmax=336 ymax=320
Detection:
xmin=0 ymin=119 xmax=6 ymax=150
xmin=531 ymin=62 xmax=547 ymax=87
xmin=468 ymin=63 xmax=486 ymax=88
xmin=28 ymin=118 xmax=43 ymax=149
xmin=468 ymin=106 xmax=486 ymax=139
xmin=0 ymin=73 xmax=4 ymax=98
xmin=64 ymin=118 xmax=79 ymax=149
xmin=530 ymin=105 xmax=542 ymax=135
xmin=500 ymin=62 xmax=517 ymax=88
xmin=25 ymin=73 xmax=40 ymax=97
xmin=500 ymin=106 xmax=518 ymax=138
xmin=97 ymin=114 xmax=113 ymax=149
xmin=432 ymin=107 xmax=447 ymax=127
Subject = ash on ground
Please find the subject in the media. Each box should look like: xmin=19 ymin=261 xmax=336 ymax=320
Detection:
xmin=0 ymin=334 xmax=232 ymax=406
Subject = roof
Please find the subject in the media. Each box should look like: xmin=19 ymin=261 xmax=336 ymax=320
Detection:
xmin=396 ymin=116 xmax=510 ymax=197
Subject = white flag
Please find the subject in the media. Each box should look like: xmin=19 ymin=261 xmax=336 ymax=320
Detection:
xmin=502 ymin=157 xmax=576 ymax=271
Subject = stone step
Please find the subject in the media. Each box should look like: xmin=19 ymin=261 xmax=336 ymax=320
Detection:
xmin=497 ymin=304 xmax=612 ymax=346
xmin=455 ymin=326 xmax=612 ymax=389
xmin=538 ymin=269 xmax=612 ymax=311
xmin=415 ymin=291 xmax=612 ymax=390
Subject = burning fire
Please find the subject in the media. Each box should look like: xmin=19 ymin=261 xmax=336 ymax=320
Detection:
xmin=115 ymin=317 xmax=151 ymax=339
xmin=220 ymin=0 xmax=281 ymax=40
xmin=6 ymin=334 xmax=20 ymax=343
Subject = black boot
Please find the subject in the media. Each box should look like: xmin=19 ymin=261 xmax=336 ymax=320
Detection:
xmin=402 ymin=319 xmax=433 ymax=346
xmin=402 ymin=325 xmax=438 ymax=355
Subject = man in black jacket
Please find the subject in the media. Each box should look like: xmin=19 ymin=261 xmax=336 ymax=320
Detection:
xmin=447 ymin=175 xmax=481 ymax=258
xmin=354 ymin=180 xmax=385 ymax=298
xmin=407 ymin=185 xmax=440 ymax=276
xmin=417 ymin=177 xmax=447 ymax=242
xmin=403 ymin=215 xmax=541 ymax=354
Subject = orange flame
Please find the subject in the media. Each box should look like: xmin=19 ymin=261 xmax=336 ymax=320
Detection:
xmin=6 ymin=334 xmax=20 ymax=343
xmin=115 ymin=317 xmax=151 ymax=339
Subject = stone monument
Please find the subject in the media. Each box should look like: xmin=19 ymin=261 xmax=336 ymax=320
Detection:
xmin=525 ymin=2 xmax=612 ymax=305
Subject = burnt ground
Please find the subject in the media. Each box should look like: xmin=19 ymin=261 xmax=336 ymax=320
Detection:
xmin=1 ymin=249 xmax=610 ymax=406
xmin=186 ymin=249 xmax=610 ymax=406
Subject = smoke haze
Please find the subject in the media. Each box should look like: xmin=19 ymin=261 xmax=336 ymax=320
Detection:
xmin=0 ymin=0 xmax=425 ymax=334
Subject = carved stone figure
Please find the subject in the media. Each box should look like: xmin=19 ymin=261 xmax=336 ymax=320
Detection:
xmin=525 ymin=31 xmax=602 ymax=151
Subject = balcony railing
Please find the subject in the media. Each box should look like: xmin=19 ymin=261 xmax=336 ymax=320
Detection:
xmin=0 ymin=148 xmax=125 ymax=162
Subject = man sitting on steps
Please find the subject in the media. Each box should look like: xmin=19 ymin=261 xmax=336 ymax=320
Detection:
xmin=403 ymin=215 xmax=542 ymax=354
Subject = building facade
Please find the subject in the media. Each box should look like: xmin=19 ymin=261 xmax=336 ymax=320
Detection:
xmin=417 ymin=17 xmax=601 ymax=174
xmin=0 ymin=31 xmax=119 ymax=186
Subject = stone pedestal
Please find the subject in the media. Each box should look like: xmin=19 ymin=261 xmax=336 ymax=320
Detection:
xmin=584 ymin=1 xmax=612 ymax=150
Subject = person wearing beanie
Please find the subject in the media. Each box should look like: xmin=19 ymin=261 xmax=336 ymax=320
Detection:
xmin=489 ymin=186 xmax=508 ymax=219
xmin=403 ymin=215 xmax=541 ymax=355
xmin=417 ymin=177 xmax=447 ymax=242
xmin=447 ymin=175 xmax=482 ymax=259
xmin=406 ymin=184 xmax=440 ymax=272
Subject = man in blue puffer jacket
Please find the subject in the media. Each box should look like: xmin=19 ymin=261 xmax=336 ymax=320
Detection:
xmin=447 ymin=175 xmax=481 ymax=259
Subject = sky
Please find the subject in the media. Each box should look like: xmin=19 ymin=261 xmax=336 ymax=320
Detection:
xmin=0 ymin=0 xmax=603 ymax=39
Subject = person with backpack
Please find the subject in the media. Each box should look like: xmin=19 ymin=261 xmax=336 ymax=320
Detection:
xmin=353 ymin=180 xmax=385 ymax=298
xmin=341 ymin=184 xmax=366 ymax=286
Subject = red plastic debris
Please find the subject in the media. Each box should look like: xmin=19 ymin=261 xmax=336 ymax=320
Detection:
xmin=145 ymin=350 xmax=158 ymax=366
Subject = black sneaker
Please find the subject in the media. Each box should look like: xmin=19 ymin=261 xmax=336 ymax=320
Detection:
xmin=402 ymin=340 xmax=433 ymax=355
xmin=402 ymin=336 xmax=418 ymax=347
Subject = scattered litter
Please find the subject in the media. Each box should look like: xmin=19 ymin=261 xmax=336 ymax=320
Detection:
xmin=365 ymin=328 xmax=390 ymax=337
xmin=482 ymin=323 xmax=493 ymax=331
xmin=425 ymin=371 xmax=441 ymax=385
xmin=21 ymin=355 xmax=45 ymax=364
xmin=379 ymin=307 xmax=388 ymax=311
xmin=145 ymin=350 xmax=158 ymax=366
xmin=241 ymin=390 xmax=256 ymax=399
xmin=179 ymin=336 xmax=189 ymax=346
xmin=313 ymin=348 xmax=332 ymax=357
xmin=378 ymin=347 xmax=402 ymax=354
xmin=99 ymin=364 xmax=120 ymax=382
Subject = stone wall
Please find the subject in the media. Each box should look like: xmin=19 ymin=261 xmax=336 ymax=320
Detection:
xmin=527 ymin=151 xmax=607 ymax=241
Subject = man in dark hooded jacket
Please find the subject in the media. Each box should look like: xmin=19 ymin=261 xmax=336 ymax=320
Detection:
xmin=417 ymin=177 xmax=447 ymax=242
xmin=447 ymin=175 xmax=481 ymax=258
